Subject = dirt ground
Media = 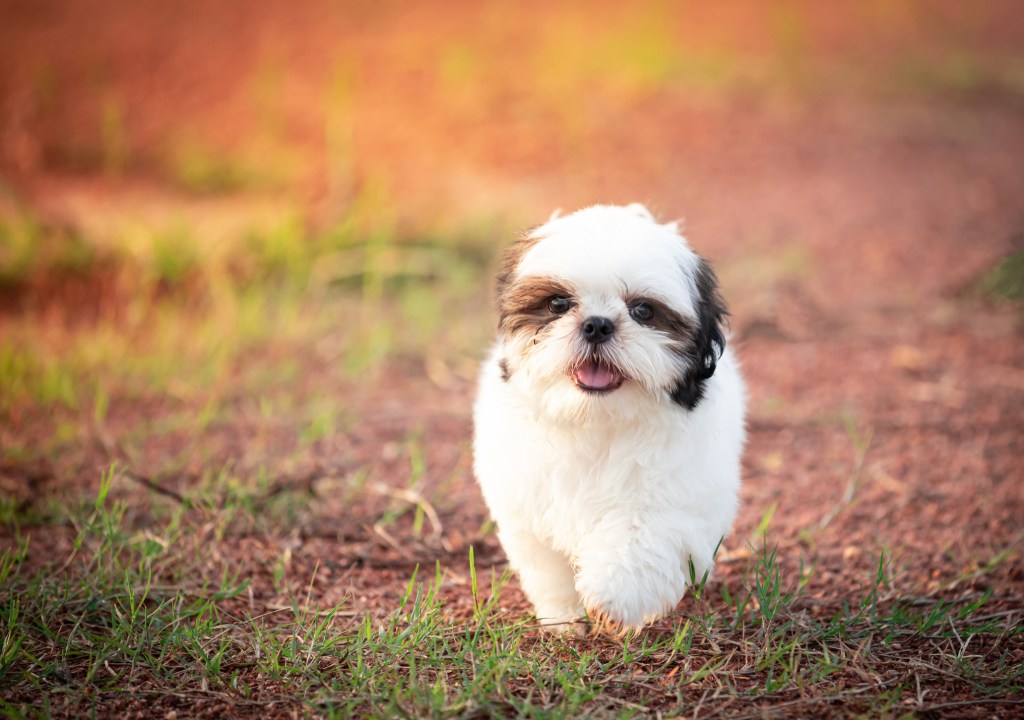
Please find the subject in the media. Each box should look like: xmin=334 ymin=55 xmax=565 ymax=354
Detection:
xmin=1 ymin=1 xmax=1023 ymax=717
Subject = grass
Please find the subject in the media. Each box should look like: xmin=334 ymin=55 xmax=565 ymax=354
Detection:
xmin=976 ymin=251 xmax=1024 ymax=304
xmin=1 ymin=472 xmax=1020 ymax=718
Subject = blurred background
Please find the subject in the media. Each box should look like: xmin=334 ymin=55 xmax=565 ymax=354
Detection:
xmin=1 ymin=0 xmax=1022 ymax=593
xmin=3 ymin=0 xmax=1022 ymax=376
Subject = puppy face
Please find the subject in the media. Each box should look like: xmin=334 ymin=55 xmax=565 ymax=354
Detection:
xmin=495 ymin=204 xmax=726 ymax=421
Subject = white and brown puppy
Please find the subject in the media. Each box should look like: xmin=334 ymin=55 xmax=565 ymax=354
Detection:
xmin=473 ymin=203 xmax=745 ymax=633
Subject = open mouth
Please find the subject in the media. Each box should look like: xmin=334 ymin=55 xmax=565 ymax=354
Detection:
xmin=571 ymin=359 xmax=624 ymax=393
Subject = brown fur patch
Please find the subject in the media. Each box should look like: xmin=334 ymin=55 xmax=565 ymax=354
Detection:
xmin=497 ymin=276 xmax=575 ymax=337
xmin=624 ymin=295 xmax=697 ymax=346
xmin=494 ymin=231 xmax=542 ymax=304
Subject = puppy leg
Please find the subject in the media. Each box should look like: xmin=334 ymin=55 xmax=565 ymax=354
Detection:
xmin=498 ymin=526 xmax=586 ymax=633
xmin=574 ymin=520 xmax=711 ymax=631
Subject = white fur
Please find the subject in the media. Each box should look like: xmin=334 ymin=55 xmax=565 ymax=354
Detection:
xmin=472 ymin=204 xmax=746 ymax=631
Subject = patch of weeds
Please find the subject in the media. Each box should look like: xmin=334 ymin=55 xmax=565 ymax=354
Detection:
xmin=167 ymin=138 xmax=257 ymax=195
xmin=182 ymin=461 xmax=319 ymax=536
xmin=974 ymin=250 xmax=1024 ymax=303
xmin=4 ymin=557 xmax=249 ymax=710
xmin=371 ymin=436 xmax=455 ymax=549
xmin=314 ymin=558 xmax=547 ymax=719
xmin=300 ymin=404 xmax=338 ymax=446
xmin=899 ymin=50 xmax=983 ymax=95
xmin=239 ymin=213 xmax=311 ymax=286
xmin=0 ymin=208 xmax=96 ymax=287
xmin=0 ymin=211 xmax=42 ymax=285
xmin=166 ymin=135 xmax=297 ymax=196
xmin=2 ymin=186 xmax=497 ymax=431
xmin=0 ymin=344 xmax=78 ymax=412
xmin=148 ymin=222 xmax=203 ymax=288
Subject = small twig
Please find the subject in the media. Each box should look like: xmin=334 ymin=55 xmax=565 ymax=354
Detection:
xmin=713 ymin=683 xmax=897 ymax=720
xmin=371 ymin=522 xmax=414 ymax=559
xmin=94 ymin=420 xmax=189 ymax=506
xmin=124 ymin=471 xmax=189 ymax=506
xmin=373 ymin=483 xmax=453 ymax=552
xmin=916 ymin=699 xmax=1024 ymax=713
xmin=948 ymin=616 xmax=971 ymax=660
xmin=263 ymin=604 xmax=360 ymax=618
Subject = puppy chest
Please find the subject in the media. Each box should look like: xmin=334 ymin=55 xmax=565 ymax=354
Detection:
xmin=525 ymin=444 xmax=669 ymax=543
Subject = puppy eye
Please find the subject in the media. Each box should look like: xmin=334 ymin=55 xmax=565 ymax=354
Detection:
xmin=547 ymin=296 xmax=572 ymax=314
xmin=629 ymin=303 xmax=654 ymax=323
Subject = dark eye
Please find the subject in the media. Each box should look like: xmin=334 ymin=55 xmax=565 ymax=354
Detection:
xmin=629 ymin=302 xmax=654 ymax=323
xmin=547 ymin=296 xmax=572 ymax=314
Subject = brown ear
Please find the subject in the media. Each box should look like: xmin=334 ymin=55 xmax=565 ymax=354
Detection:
xmin=494 ymin=232 xmax=541 ymax=308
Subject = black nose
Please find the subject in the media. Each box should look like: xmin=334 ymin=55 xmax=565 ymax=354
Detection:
xmin=581 ymin=316 xmax=616 ymax=344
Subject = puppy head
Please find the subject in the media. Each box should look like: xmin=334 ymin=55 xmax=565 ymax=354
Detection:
xmin=495 ymin=203 xmax=727 ymax=422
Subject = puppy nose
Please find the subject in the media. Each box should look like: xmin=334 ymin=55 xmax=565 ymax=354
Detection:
xmin=581 ymin=316 xmax=616 ymax=344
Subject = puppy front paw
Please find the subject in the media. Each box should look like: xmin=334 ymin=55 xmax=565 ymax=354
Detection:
xmin=575 ymin=560 xmax=687 ymax=632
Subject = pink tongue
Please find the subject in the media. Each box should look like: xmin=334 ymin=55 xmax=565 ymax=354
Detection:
xmin=575 ymin=361 xmax=617 ymax=389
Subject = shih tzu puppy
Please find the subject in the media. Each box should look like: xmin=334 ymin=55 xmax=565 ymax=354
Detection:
xmin=473 ymin=203 xmax=745 ymax=633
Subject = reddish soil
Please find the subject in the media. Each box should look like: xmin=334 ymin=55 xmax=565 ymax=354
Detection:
xmin=1 ymin=0 xmax=1023 ymax=716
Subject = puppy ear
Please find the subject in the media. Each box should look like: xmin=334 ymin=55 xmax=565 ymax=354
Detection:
xmin=692 ymin=258 xmax=727 ymax=380
xmin=494 ymin=233 xmax=541 ymax=307
xmin=671 ymin=257 xmax=728 ymax=410
xmin=626 ymin=203 xmax=654 ymax=220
